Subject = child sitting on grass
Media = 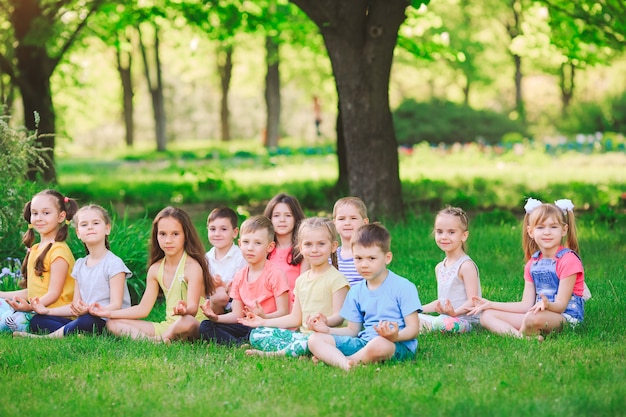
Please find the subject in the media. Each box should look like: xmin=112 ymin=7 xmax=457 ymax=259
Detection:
xmin=198 ymin=215 xmax=290 ymax=345
xmin=419 ymin=206 xmax=481 ymax=333
xmin=205 ymin=207 xmax=247 ymax=315
xmin=307 ymin=223 xmax=422 ymax=371
xmin=332 ymin=197 xmax=369 ymax=287
xmin=239 ymin=217 xmax=349 ymax=357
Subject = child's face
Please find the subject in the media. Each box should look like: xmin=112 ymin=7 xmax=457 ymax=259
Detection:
xmin=270 ymin=203 xmax=295 ymax=237
xmin=208 ymin=217 xmax=238 ymax=250
xmin=76 ymin=209 xmax=110 ymax=245
xmin=300 ymin=228 xmax=338 ymax=268
xmin=528 ymin=215 xmax=567 ymax=254
xmin=239 ymin=229 xmax=275 ymax=266
xmin=30 ymin=194 xmax=66 ymax=238
xmin=157 ymin=217 xmax=185 ymax=257
xmin=434 ymin=213 xmax=468 ymax=254
xmin=334 ymin=204 xmax=368 ymax=242
xmin=352 ymin=244 xmax=392 ymax=282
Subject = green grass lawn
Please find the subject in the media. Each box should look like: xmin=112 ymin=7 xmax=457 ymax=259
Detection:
xmin=1 ymin=215 xmax=624 ymax=417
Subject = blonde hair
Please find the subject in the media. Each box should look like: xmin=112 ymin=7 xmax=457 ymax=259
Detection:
xmin=522 ymin=203 xmax=579 ymax=261
xmin=435 ymin=205 xmax=470 ymax=252
xmin=240 ymin=215 xmax=275 ymax=243
xmin=332 ymin=196 xmax=368 ymax=219
xmin=298 ymin=217 xmax=339 ymax=268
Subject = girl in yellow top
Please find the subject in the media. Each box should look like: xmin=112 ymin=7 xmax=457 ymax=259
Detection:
xmin=90 ymin=206 xmax=215 ymax=341
xmin=0 ymin=190 xmax=78 ymax=333
xmin=239 ymin=217 xmax=349 ymax=357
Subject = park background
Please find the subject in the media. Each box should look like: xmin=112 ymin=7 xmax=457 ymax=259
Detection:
xmin=1 ymin=1 xmax=625 ymax=416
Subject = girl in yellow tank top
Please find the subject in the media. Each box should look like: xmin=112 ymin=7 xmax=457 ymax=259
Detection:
xmin=90 ymin=207 xmax=215 ymax=341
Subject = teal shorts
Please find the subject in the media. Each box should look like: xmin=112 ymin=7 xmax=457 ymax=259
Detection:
xmin=331 ymin=334 xmax=415 ymax=361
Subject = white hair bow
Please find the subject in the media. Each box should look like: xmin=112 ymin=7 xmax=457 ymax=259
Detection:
xmin=554 ymin=199 xmax=575 ymax=213
xmin=524 ymin=198 xmax=543 ymax=214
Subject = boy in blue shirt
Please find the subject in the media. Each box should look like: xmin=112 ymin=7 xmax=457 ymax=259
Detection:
xmin=307 ymin=223 xmax=422 ymax=371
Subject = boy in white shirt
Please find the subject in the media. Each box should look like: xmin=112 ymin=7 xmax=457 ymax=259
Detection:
xmin=205 ymin=207 xmax=247 ymax=314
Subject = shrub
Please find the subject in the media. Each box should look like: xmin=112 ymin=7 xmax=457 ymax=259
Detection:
xmin=393 ymin=99 xmax=527 ymax=146
xmin=0 ymin=117 xmax=44 ymax=259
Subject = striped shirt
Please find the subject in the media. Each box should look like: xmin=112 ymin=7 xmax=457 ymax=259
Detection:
xmin=337 ymin=246 xmax=364 ymax=287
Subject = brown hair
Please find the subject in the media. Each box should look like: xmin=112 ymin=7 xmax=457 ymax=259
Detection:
xmin=150 ymin=207 xmax=215 ymax=296
xmin=74 ymin=205 xmax=112 ymax=254
xmin=207 ymin=207 xmax=239 ymax=229
xmin=351 ymin=223 xmax=391 ymax=254
xmin=522 ymin=203 xmax=579 ymax=261
xmin=20 ymin=190 xmax=79 ymax=285
xmin=298 ymin=217 xmax=339 ymax=268
xmin=263 ymin=193 xmax=305 ymax=265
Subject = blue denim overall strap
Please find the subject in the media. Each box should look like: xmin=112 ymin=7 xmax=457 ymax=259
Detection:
xmin=530 ymin=248 xmax=584 ymax=322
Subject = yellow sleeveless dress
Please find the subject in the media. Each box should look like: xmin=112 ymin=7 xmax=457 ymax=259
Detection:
xmin=152 ymin=252 xmax=208 ymax=336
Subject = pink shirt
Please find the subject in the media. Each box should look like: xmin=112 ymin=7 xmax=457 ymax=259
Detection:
xmin=524 ymin=247 xmax=585 ymax=296
xmin=230 ymin=261 xmax=289 ymax=315
xmin=267 ymin=246 xmax=301 ymax=305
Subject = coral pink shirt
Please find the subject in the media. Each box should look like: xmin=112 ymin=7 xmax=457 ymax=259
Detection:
xmin=267 ymin=246 xmax=301 ymax=306
xmin=230 ymin=261 xmax=289 ymax=314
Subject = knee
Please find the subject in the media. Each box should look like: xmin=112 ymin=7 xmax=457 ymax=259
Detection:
xmin=365 ymin=337 xmax=395 ymax=361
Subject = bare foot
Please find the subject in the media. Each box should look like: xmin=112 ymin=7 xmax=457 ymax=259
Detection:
xmin=13 ymin=331 xmax=40 ymax=338
xmin=345 ymin=359 xmax=358 ymax=371
xmin=311 ymin=355 xmax=320 ymax=365
xmin=245 ymin=349 xmax=265 ymax=356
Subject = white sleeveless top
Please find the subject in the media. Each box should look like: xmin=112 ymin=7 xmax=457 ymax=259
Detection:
xmin=436 ymin=255 xmax=480 ymax=321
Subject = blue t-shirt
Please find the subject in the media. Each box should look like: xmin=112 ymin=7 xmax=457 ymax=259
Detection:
xmin=340 ymin=270 xmax=422 ymax=353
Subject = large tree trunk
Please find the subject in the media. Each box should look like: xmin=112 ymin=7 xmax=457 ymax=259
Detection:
xmin=506 ymin=0 xmax=526 ymax=124
xmin=139 ymin=23 xmax=167 ymax=152
xmin=291 ymin=0 xmax=405 ymax=220
xmin=116 ymin=32 xmax=134 ymax=147
xmin=217 ymin=43 xmax=233 ymax=142
xmin=13 ymin=0 xmax=56 ymax=181
xmin=560 ymin=62 xmax=575 ymax=117
xmin=335 ymin=99 xmax=349 ymax=193
xmin=265 ymin=36 xmax=280 ymax=149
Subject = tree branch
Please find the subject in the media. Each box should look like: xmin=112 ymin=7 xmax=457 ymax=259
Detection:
xmin=50 ymin=0 xmax=106 ymax=72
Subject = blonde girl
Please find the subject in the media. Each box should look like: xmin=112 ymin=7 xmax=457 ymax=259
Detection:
xmin=240 ymin=217 xmax=349 ymax=357
xmin=419 ymin=206 xmax=481 ymax=333
xmin=90 ymin=206 xmax=214 ymax=341
xmin=470 ymin=198 xmax=588 ymax=339
xmin=263 ymin=193 xmax=308 ymax=305
xmin=0 ymin=189 xmax=78 ymax=333
xmin=14 ymin=205 xmax=132 ymax=338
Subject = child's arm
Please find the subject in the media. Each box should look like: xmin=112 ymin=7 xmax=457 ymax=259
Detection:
xmin=0 ymin=289 xmax=28 ymax=300
xmin=29 ymin=279 xmax=84 ymax=317
xmin=204 ymin=299 xmax=243 ymax=324
xmin=470 ymin=280 xmax=536 ymax=315
xmin=528 ymin=274 xmax=576 ymax=314
xmin=309 ymin=317 xmax=361 ymax=337
xmin=95 ymin=272 xmax=128 ymax=313
xmin=91 ymin=266 xmax=159 ymax=319
xmin=182 ymin=261 xmax=205 ymax=317
xmin=35 ymin=256 xmax=71 ymax=308
xmin=239 ymin=295 xmax=303 ymax=329
xmin=263 ymin=291 xmax=289 ymax=319
xmin=374 ymin=311 xmax=420 ymax=342
xmin=325 ymin=286 xmax=349 ymax=328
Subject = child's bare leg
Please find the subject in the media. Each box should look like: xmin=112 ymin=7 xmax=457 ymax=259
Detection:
xmin=13 ymin=327 xmax=65 ymax=339
xmin=107 ymin=319 xmax=155 ymax=340
xmin=520 ymin=311 xmax=564 ymax=338
xmin=480 ymin=310 xmax=525 ymax=337
xmin=347 ymin=336 xmax=395 ymax=366
xmin=159 ymin=315 xmax=200 ymax=343
xmin=245 ymin=349 xmax=286 ymax=357
xmin=307 ymin=332 xmax=352 ymax=371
